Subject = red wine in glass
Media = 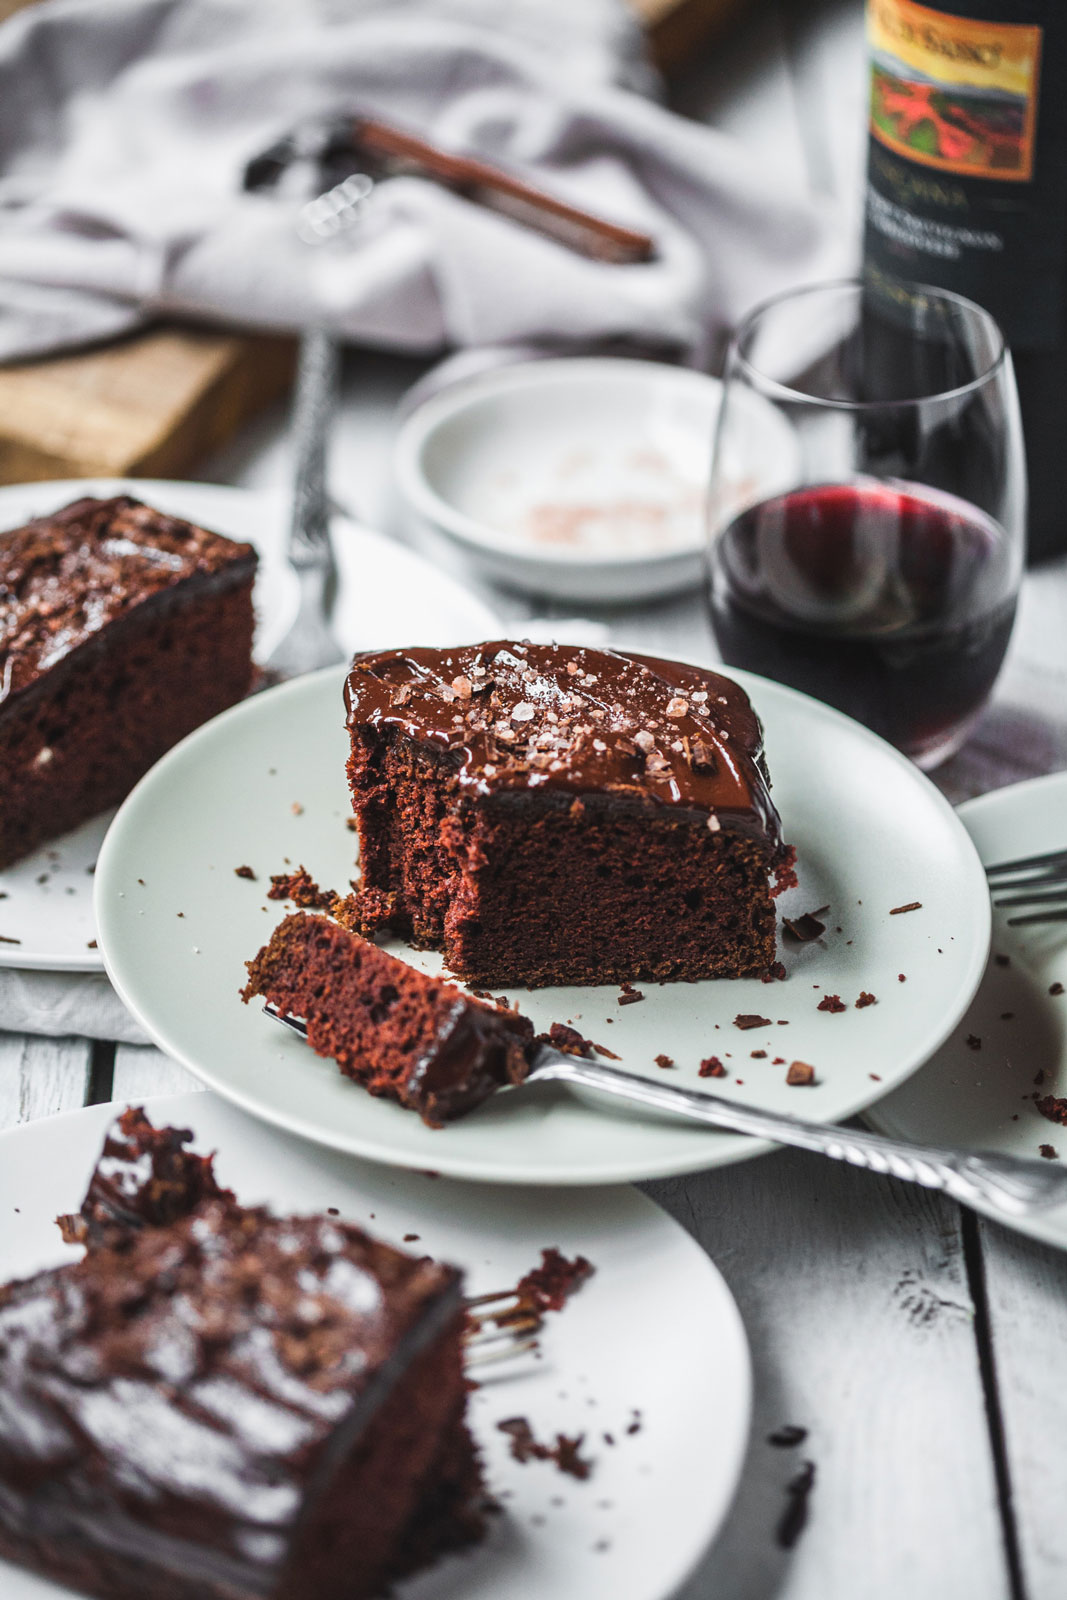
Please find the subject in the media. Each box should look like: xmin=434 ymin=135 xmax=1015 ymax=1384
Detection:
xmin=709 ymin=479 xmax=1017 ymax=766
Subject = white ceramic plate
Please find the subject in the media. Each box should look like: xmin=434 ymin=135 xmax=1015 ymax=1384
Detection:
xmin=0 ymin=1090 xmax=750 ymax=1600
xmin=393 ymin=358 xmax=797 ymax=604
xmin=0 ymin=478 xmax=496 ymax=973
xmin=869 ymin=772 xmax=1067 ymax=1251
xmin=96 ymin=660 xmax=990 ymax=1185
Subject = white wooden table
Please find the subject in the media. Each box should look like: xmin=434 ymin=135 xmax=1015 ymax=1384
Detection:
xmin=4 ymin=2 xmax=1067 ymax=1595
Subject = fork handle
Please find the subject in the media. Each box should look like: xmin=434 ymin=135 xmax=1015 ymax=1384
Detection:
xmin=288 ymin=327 xmax=340 ymax=568
xmin=530 ymin=1051 xmax=1066 ymax=1217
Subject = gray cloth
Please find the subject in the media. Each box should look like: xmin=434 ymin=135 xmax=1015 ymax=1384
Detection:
xmin=0 ymin=968 xmax=151 ymax=1043
xmin=0 ymin=0 xmax=851 ymax=365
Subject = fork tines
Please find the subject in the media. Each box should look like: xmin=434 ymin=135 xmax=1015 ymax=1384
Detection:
xmin=985 ymin=845 xmax=1067 ymax=925
xmin=463 ymin=1289 xmax=541 ymax=1370
xmin=986 ymin=847 xmax=1067 ymax=879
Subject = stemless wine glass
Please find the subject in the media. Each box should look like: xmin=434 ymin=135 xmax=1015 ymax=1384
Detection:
xmin=706 ymin=278 xmax=1025 ymax=769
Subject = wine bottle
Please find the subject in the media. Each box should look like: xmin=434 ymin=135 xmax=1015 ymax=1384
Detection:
xmin=862 ymin=0 xmax=1067 ymax=561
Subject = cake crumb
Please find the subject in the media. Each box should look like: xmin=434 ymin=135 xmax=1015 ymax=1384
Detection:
xmin=593 ymin=1042 xmax=620 ymax=1060
xmin=496 ymin=1418 xmax=594 ymax=1480
xmin=617 ymin=981 xmax=644 ymax=1006
xmin=898 ymin=973 xmax=907 ymax=982
xmin=1036 ymin=1095 xmax=1067 ymax=1126
xmin=734 ymin=1013 xmax=771 ymax=1030
xmin=654 ymin=1053 xmax=674 ymax=1070
xmin=515 ymin=1249 xmax=595 ymax=1315
xmin=234 ymin=865 xmax=256 ymax=880
xmin=403 ymin=1233 xmax=420 ymax=1242
xmin=1051 ymin=982 xmax=1065 ymax=997
xmin=291 ymin=802 xmax=304 ymax=815
xmin=869 ymin=1072 xmax=882 ymax=1081
xmin=0 ymin=935 xmax=22 ymax=945
xmin=761 ymin=960 xmax=787 ymax=983
xmin=817 ymin=994 xmax=846 ymax=1014
xmin=994 ymin=954 xmax=1010 ymax=967
xmin=855 ymin=991 xmax=877 ymax=1009
xmin=545 ymin=1022 xmax=594 ymax=1058
xmin=699 ymin=1056 xmax=726 ymax=1078
xmin=786 ymin=1061 xmax=816 ymax=1086
xmin=751 ymin=1049 xmax=767 ymax=1059
xmin=966 ymin=1034 xmax=982 ymax=1050
xmin=889 ymin=901 xmax=922 ymax=915
xmin=1039 ymin=1144 xmax=1058 ymax=1159
xmin=267 ymin=867 xmax=339 ymax=912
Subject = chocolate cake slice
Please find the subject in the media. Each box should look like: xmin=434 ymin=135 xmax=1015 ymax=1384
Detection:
xmin=0 ymin=1109 xmax=484 ymax=1600
xmin=242 ymin=911 xmax=533 ymax=1125
xmin=0 ymin=495 xmax=257 ymax=868
xmin=344 ymin=641 xmax=795 ymax=987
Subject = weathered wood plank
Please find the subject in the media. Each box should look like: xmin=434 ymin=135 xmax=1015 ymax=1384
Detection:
xmin=111 ymin=1044 xmax=202 ymax=1104
xmin=646 ymin=1149 xmax=1009 ymax=1600
xmin=0 ymin=1033 xmax=91 ymax=1128
xmin=978 ymin=1218 xmax=1067 ymax=1600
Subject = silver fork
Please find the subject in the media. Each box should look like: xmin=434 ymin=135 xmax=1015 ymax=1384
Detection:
xmin=986 ymin=846 xmax=1067 ymax=926
xmin=250 ymin=148 xmax=375 ymax=681
xmin=464 ymin=1289 xmax=541 ymax=1370
xmin=262 ymin=1005 xmax=1067 ymax=1220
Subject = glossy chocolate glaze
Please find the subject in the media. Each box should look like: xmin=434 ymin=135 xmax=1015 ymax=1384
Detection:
xmin=0 ymin=1114 xmax=461 ymax=1594
xmin=403 ymin=990 xmax=532 ymax=1124
xmin=345 ymin=642 xmax=782 ymax=847
xmin=0 ymin=496 xmax=256 ymax=707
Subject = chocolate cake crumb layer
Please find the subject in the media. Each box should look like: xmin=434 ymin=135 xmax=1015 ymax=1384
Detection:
xmin=344 ymin=642 xmax=794 ymax=986
xmin=242 ymin=911 xmax=533 ymax=1125
xmin=0 ymin=1110 xmax=485 ymax=1600
xmin=0 ymin=496 xmax=256 ymax=868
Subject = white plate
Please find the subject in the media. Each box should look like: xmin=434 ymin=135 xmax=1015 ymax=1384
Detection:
xmin=96 ymin=660 xmax=990 ymax=1186
xmin=869 ymin=772 xmax=1067 ymax=1251
xmin=0 ymin=1090 xmax=750 ymax=1600
xmin=393 ymin=358 xmax=797 ymax=604
xmin=0 ymin=478 xmax=496 ymax=973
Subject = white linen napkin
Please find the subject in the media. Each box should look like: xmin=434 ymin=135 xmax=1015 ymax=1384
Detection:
xmin=0 ymin=969 xmax=152 ymax=1044
xmin=0 ymin=0 xmax=852 ymax=366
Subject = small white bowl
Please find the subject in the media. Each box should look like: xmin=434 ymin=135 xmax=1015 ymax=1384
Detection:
xmin=393 ymin=357 xmax=726 ymax=604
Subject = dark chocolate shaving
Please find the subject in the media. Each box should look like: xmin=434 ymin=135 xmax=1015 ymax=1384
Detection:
xmin=782 ymin=906 xmax=829 ymax=943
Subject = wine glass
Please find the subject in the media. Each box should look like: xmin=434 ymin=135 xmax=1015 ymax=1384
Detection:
xmin=706 ymin=278 xmax=1025 ymax=770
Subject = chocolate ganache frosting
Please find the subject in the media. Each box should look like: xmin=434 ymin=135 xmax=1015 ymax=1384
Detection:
xmin=0 ymin=1110 xmax=463 ymax=1596
xmin=0 ymin=496 xmax=256 ymax=707
xmin=345 ymin=641 xmax=783 ymax=847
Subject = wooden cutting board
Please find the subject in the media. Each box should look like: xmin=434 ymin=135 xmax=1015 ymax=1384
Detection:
xmin=0 ymin=0 xmax=753 ymax=486
xmin=0 ymin=327 xmax=295 ymax=484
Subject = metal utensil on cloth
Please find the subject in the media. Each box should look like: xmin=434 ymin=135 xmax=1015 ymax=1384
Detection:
xmin=245 ymin=135 xmax=375 ymax=680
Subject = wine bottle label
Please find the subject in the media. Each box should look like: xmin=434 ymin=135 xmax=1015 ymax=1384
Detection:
xmin=864 ymin=0 xmax=1067 ymax=349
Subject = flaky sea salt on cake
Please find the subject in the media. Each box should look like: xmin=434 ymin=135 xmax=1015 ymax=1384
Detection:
xmin=343 ymin=641 xmax=795 ymax=987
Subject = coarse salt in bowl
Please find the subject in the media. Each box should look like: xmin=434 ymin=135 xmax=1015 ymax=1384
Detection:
xmin=393 ymin=357 xmax=796 ymax=605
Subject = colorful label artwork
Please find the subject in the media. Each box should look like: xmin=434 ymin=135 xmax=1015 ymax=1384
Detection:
xmin=867 ymin=0 xmax=1042 ymax=182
